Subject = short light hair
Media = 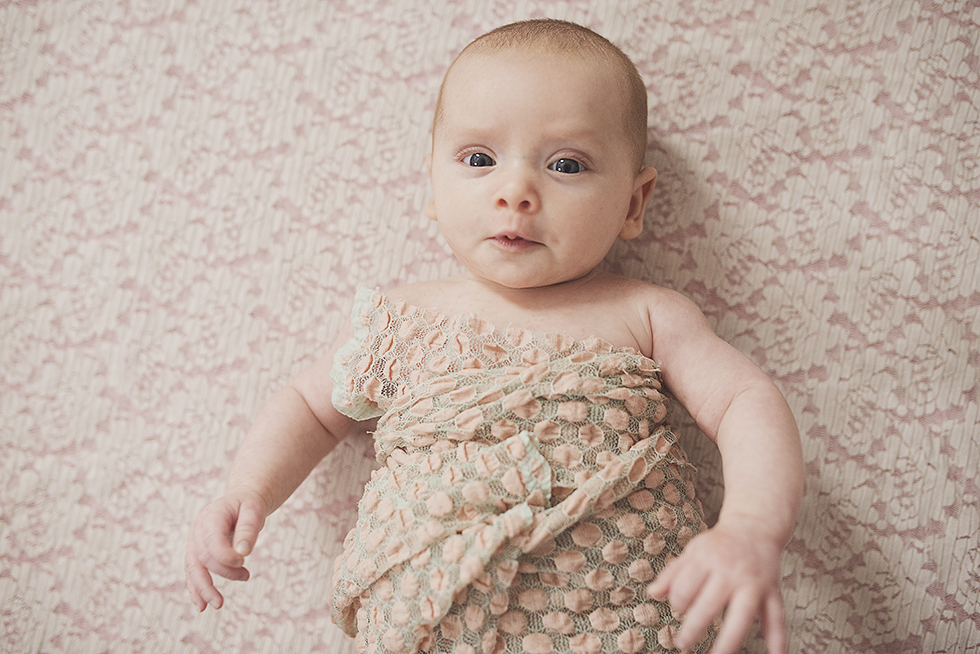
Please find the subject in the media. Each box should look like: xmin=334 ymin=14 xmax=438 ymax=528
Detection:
xmin=433 ymin=19 xmax=649 ymax=170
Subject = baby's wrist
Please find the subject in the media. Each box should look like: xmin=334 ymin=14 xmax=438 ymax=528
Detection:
xmin=714 ymin=510 xmax=793 ymax=550
xmin=224 ymin=483 xmax=273 ymax=517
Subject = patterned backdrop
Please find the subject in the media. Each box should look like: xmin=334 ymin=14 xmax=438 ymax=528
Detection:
xmin=1 ymin=1 xmax=977 ymax=652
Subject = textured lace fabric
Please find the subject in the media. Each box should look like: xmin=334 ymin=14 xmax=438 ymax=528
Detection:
xmin=330 ymin=289 xmax=715 ymax=654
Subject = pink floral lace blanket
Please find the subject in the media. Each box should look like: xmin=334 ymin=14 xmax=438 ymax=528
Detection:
xmin=328 ymin=290 xmax=704 ymax=653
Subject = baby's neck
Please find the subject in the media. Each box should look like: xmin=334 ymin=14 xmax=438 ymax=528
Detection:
xmin=458 ymin=267 xmax=607 ymax=306
xmin=386 ymin=269 xmax=655 ymax=356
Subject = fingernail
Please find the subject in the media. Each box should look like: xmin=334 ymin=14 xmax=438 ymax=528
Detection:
xmin=235 ymin=540 xmax=250 ymax=555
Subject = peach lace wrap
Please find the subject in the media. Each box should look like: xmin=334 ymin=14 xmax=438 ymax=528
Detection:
xmin=330 ymin=289 xmax=710 ymax=654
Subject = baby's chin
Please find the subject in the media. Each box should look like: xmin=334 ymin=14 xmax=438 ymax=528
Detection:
xmin=463 ymin=267 xmax=601 ymax=291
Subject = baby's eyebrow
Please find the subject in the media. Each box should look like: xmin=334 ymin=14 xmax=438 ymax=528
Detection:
xmin=437 ymin=120 xmax=611 ymax=158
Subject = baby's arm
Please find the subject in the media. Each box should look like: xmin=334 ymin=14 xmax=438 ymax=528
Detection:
xmin=645 ymin=290 xmax=804 ymax=654
xmin=184 ymin=323 xmax=361 ymax=612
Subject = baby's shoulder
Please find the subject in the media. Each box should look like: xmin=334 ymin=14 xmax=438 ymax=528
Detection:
xmin=594 ymin=274 xmax=703 ymax=319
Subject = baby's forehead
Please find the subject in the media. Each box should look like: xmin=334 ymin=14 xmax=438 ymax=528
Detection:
xmin=432 ymin=39 xmax=644 ymax=140
xmin=433 ymin=32 xmax=647 ymax=168
xmin=440 ymin=45 xmax=627 ymax=110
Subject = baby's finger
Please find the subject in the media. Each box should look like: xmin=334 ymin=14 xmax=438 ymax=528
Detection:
xmin=198 ymin=511 xmax=244 ymax=569
xmin=186 ymin=575 xmax=208 ymax=612
xmin=194 ymin=539 xmax=250 ymax=581
xmin=185 ymin=550 xmax=225 ymax=610
xmin=647 ymin=557 xmax=678 ymax=600
xmin=672 ymin=575 xmax=727 ymax=652
xmin=706 ymin=590 xmax=757 ymax=654
xmin=231 ymin=499 xmax=266 ymax=557
xmin=664 ymin=559 xmax=709 ymax=616
xmin=191 ymin=519 xmax=250 ymax=581
xmin=760 ymin=591 xmax=787 ymax=654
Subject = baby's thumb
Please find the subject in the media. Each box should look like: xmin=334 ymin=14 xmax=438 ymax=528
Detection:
xmin=232 ymin=500 xmax=266 ymax=557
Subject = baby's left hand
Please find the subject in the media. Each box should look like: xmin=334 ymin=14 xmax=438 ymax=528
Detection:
xmin=647 ymin=519 xmax=787 ymax=654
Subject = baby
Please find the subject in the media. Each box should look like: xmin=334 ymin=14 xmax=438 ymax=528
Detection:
xmin=185 ymin=19 xmax=804 ymax=654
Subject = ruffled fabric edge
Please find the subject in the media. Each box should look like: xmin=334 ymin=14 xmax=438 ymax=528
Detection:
xmin=331 ymin=288 xmax=388 ymax=421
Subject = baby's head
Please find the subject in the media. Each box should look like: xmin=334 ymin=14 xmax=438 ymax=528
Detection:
xmin=434 ymin=19 xmax=649 ymax=172
xmin=427 ymin=20 xmax=657 ymax=289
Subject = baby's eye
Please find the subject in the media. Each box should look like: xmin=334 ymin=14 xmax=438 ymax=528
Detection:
xmin=463 ymin=152 xmax=495 ymax=167
xmin=548 ymin=158 xmax=585 ymax=174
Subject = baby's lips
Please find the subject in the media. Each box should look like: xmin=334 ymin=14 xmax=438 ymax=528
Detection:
xmin=490 ymin=231 xmax=542 ymax=248
xmin=493 ymin=228 xmax=541 ymax=240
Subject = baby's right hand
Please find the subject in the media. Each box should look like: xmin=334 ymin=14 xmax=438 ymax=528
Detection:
xmin=184 ymin=489 xmax=268 ymax=611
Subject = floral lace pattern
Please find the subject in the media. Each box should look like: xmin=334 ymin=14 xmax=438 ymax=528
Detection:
xmin=330 ymin=289 xmax=713 ymax=654
xmin=3 ymin=2 xmax=977 ymax=651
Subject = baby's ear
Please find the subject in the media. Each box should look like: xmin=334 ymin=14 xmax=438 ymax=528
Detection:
xmin=619 ymin=167 xmax=657 ymax=240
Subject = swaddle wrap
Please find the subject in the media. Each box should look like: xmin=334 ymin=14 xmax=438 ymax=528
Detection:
xmin=330 ymin=289 xmax=711 ymax=654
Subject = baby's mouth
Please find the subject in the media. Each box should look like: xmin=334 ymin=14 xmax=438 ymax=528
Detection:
xmin=491 ymin=232 xmax=540 ymax=250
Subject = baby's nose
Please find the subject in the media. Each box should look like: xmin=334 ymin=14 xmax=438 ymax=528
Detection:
xmin=493 ymin=166 xmax=541 ymax=213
